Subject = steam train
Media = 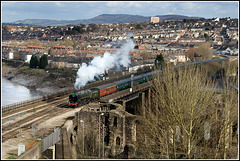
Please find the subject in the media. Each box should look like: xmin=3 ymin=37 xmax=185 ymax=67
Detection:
xmin=69 ymin=58 xmax=229 ymax=107
xmin=69 ymin=72 xmax=153 ymax=107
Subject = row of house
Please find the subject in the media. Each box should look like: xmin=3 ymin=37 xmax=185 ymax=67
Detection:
xmin=2 ymin=18 xmax=238 ymax=71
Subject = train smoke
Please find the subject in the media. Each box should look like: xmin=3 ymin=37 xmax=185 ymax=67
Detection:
xmin=74 ymin=34 xmax=135 ymax=90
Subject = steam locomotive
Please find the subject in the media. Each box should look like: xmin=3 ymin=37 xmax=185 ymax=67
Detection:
xmin=69 ymin=58 xmax=229 ymax=107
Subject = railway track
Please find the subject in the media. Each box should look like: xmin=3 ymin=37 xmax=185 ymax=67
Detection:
xmin=2 ymin=93 xmax=71 ymax=118
xmin=2 ymin=97 xmax=72 ymax=142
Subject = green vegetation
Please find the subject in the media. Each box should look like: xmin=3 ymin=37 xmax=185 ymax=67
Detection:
xmin=7 ymin=150 xmax=18 ymax=159
xmin=204 ymin=33 xmax=210 ymax=41
xmin=155 ymin=54 xmax=165 ymax=69
xmin=30 ymin=54 xmax=48 ymax=69
xmin=18 ymin=65 xmax=46 ymax=77
xmin=8 ymin=154 xmax=17 ymax=159
xmin=39 ymin=54 xmax=48 ymax=69
xmin=29 ymin=55 xmax=39 ymax=68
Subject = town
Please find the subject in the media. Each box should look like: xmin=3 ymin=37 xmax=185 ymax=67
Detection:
xmin=2 ymin=17 xmax=238 ymax=75
xmin=2 ymin=15 xmax=239 ymax=159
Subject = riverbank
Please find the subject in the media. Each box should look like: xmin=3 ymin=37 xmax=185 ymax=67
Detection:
xmin=2 ymin=62 xmax=75 ymax=95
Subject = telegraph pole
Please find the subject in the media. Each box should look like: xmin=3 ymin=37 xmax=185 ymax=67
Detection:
xmin=99 ymin=113 xmax=104 ymax=158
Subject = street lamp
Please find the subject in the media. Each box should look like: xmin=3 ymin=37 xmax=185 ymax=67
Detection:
xmin=80 ymin=120 xmax=84 ymax=155
xmin=99 ymin=113 xmax=104 ymax=158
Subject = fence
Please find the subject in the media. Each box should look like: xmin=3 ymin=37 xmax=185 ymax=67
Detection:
xmin=2 ymin=88 xmax=74 ymax=113
xmin=42 ymin=128 xmax=61 ymax=152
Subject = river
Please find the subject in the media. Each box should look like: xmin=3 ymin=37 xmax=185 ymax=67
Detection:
xmin=1 ymin=77 xmax=42 ymax=106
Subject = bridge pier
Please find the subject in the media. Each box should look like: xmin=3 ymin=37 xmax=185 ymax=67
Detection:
xmin=147 ymin=88 xmax=151 ymax=107
xmin=49 ymin=145 xmax=55 ymax=159
xmin=122 ymin=100 xmax=126 ymax=111
xmin=140 ymin=92 xmax=146 ymax=118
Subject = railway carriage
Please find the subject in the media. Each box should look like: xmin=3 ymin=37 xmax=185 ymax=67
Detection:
xmin=116 ymin=78 xmax=131 ymax=91
xmin=96 ymin=82 xmax=117 ymax=97
xmin=142 ymin=73 xmax=153 ymax=82
xmin=133 ymin=75 xmax=144 ymax=85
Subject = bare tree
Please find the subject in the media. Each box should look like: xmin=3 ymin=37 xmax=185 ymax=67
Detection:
xmin=140 ymin=51 xmax=149 ymax=60
xmin=195 ymin=43 xmax=213 ymax=61
xmin=210 ymin=62 xmax=238 ymax=159
xmin=186 ymin=47 xmax=196 ymax=62
xmin=136 ymin=64 xmax=218 ymax=159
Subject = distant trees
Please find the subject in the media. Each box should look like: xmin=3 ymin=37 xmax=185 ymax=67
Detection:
xmin=186 ymin=47 xmax=196 ymax=61
xmin=155 ymin=54 xmax=164 ymax=69
xmin=136 ymin=24 xmax=143 ymax=29
xmin=29 ymin=54 xmax=48 ymax=69
xmin=140 ymin=51 xmax=149 ymax=60
xmin=29 ymin=55 xmax=39 ymax=68
xmin=39 ymin=54 xmax=48 ymax=69
xmin=195 ymin=43 xmax=213 ymax=60
xmin=87 ymin=24 xmax=98 ymax=32
xmin=204 ymin=33 xmax=210 ymax=41
xmin=186 ymin=43 xmax=213 ymax=62
xmin=65 ymin=24 xmax=100 ymax=35
xmin=66 ymin=25 xmax=85 ymax=35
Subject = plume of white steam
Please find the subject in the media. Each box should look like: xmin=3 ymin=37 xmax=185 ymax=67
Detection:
xmin=74 ymin=34 xmax=135 ymax=90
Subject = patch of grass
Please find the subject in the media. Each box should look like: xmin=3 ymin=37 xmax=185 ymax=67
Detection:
xmin=7 ymin=151 xmax=18 ymax=159
xmin=8 ymin=154 xmax=17 ymax=159
xmin=41 ymin=79 xmax=47 ymax=83
xmin=18 ymin=66 xmax=46 ymax=77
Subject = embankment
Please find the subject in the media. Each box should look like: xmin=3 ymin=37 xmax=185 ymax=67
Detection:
xmin=2 ymin=62 xmax=74 ymax=95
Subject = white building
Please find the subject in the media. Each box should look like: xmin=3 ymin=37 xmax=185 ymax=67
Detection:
xmin=176 ymin=54 xmax=190 ymax=63
xmin=25 ymin=54 xmax=33 ymax=63
xmin=9 ymin=52 xmax=14 ymax=60
xmin=150 ymin=17 xmax=160 ymax=23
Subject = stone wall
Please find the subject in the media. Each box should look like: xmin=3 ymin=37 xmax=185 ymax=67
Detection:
xmin=77 ymin=103 xmax=137 ymax=159
xmin=54 ymin=102 xmax=139 ymax=159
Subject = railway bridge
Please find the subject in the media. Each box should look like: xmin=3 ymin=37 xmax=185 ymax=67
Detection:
xmin=100 ymin=81 xmax=152 ymax=117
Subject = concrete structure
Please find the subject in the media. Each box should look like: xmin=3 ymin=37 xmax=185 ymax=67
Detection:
xmin=77 ymin=103 xmax=138 ymax=159
xmin=25 ymin=54 xmax=32 ymax=63
xmin=150 ymin=17 xmax=160 ymax=23
xmin=9 ymin=52 xmax=14 ymax=60
xmin=18 ymin=142 xmax=41 ymax=159
xmin=53 ymin=101 xmax=142 ymax=159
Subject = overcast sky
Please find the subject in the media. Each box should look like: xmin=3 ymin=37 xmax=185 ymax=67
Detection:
xmin=1 ymin=1 xmax=239 ymax=23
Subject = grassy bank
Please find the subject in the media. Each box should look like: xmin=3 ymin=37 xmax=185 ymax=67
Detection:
xmin=18 ymin=65 xmax=46 ymax=77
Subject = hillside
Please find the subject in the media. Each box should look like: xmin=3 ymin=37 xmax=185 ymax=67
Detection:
xmin=155 ymin=14 xmax=203 ymax=21
xmin=7 ymin=14 xmax=204 ymax=26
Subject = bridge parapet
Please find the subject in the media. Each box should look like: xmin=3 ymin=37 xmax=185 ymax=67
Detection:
xmin=2 ymin=88 xmax=74 ymax=113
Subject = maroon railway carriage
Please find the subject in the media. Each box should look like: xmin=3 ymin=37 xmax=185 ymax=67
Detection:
xmin=96 ymin=82 xmax=117 ymax=97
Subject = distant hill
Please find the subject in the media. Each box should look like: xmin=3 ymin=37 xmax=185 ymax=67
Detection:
xmin=155 ymin=14 xmax=204 ymax=21
xmin=5 ymin=14 xmax=204 ymax=27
